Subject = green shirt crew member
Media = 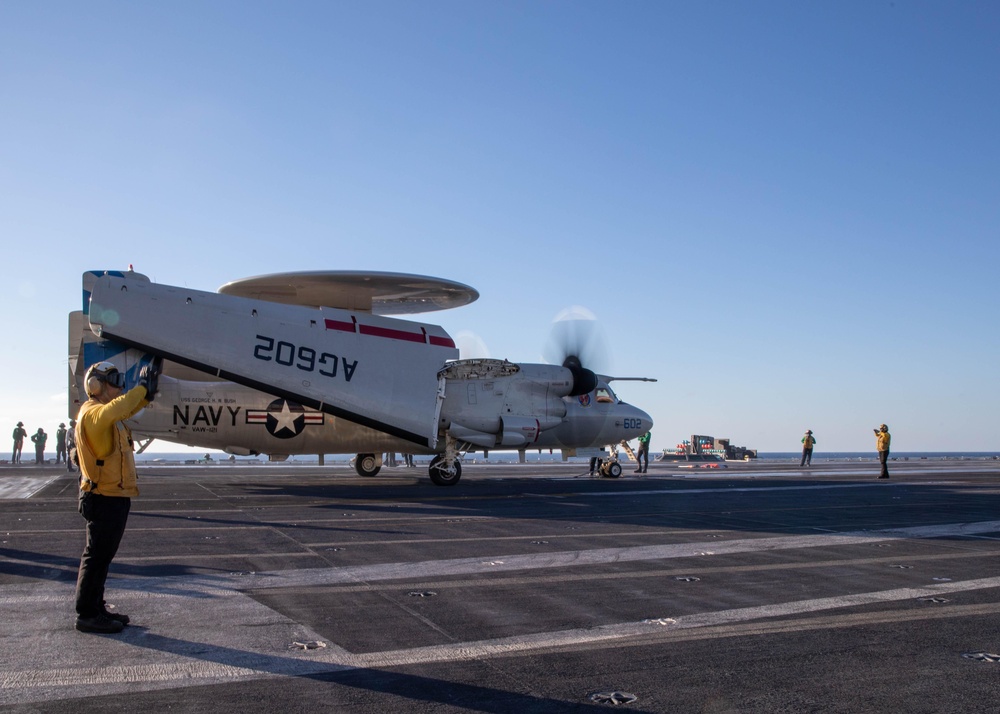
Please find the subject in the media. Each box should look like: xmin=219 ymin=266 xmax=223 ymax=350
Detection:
xmin=635 ymin=431 xmax=651 ymax=473
xmin=30 ymin=428 xmax=47 ymax=464
xmin=56 ymin=423 xmax=68 ymax=464
xmin=12 ymin=422 xmax=27 ymax=464
xmin=66 ymin=419 xmax=77 ymax=473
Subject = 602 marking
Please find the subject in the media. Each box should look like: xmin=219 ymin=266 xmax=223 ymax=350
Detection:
xmin=253 ymin=335 xmax=358 ymax=382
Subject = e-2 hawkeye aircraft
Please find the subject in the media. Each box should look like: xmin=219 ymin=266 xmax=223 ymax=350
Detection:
xmin=70 ymin=269 xmax=654 ymax=486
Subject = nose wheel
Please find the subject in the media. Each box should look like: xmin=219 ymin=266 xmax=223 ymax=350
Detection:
xmin=601 ymin=461 xmax=622 ymax=478
xmin=594 ymin=443 xmax=623 ymax=478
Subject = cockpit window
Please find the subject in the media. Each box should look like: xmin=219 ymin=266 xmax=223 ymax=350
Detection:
xmin=595 ymin=386 xmax=615 ymax=403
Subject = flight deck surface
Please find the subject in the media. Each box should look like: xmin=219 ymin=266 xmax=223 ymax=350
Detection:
xmin=2 ymin=459 xmax=1000 ymax=712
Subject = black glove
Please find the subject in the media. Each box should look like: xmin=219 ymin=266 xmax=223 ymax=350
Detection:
xmin=138 ymin=357 xmax=163 ymax=401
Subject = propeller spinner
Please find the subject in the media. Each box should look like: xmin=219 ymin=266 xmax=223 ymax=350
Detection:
xmin=544 ymin=306 xmax=608 ymax=396
xmin=562 ymin=355 xmax=598 ymax=397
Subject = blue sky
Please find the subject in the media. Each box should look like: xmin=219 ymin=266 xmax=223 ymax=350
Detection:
xmin=2 ymin=1 xmax=998 ymax=453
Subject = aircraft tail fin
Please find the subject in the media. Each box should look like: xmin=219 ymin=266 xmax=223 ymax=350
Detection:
xmin=68 ymin=300 xmax=160 ymax=417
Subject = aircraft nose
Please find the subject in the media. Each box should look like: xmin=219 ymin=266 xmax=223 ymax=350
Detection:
xmin=618 ymin=403 xmax=652 ymax=439
xmin=632 ymin=407 xmax=653 ymax=436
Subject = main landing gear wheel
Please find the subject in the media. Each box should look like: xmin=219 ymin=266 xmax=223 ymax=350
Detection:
xmin=428 ymin=455 xmax=462 ymax=486
xmin=602 ymin=462 xmax=622 ymax=478
xmin=355 ymin=453 xmax=381 ymax=477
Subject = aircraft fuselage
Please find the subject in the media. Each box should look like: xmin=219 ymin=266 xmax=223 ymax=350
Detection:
xmin=129 ymin=373 xmax=650 ymax=458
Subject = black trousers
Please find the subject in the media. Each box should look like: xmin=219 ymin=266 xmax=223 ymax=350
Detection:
xmin=75 ymin=492 xmax=131 ymax=618
xmin=879 ymin=450 xmax=890 ymax=478
xmin=636 ymin=447 xmax=649 ymax=471
xmin=801 ymin=448 xmax=813 ymax=466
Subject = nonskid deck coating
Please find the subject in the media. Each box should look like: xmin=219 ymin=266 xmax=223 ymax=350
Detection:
xmin=2 ymin=459 xmax=1000 ymax=712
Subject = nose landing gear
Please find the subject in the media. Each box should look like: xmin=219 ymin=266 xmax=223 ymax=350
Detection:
xmin=600 ymin=460 xmax=623 ymax=478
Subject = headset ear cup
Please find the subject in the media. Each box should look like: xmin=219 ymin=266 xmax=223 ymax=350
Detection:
xmin=87 ymin=376 xmax=103 ymax=397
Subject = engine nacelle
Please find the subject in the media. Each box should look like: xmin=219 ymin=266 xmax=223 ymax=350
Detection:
xmin=498 ymin=416 xmax=540 ymax=446
xmin=448 ymin=423 xmax=498 ymax=448
xmin=449 ymin=417 xmax=541 ymax=448
xmin=439 ymin=359 xmax=573 ymax=444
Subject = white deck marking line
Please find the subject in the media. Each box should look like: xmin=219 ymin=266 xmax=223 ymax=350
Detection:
xmin=6 ymin=518 xmax=998 ymax=603
xmin=0 ymin=475 xmax=64 ymax=499
xmin=355 ymin=576 xmax=1000 ymax=668
xmin=5 ymin=575 xmax=1000 ymax=699
xmin=191 ymin=518 xmax=1000 ymax=593
xmin=3 ymin=518 xmax=1000 ymax=702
